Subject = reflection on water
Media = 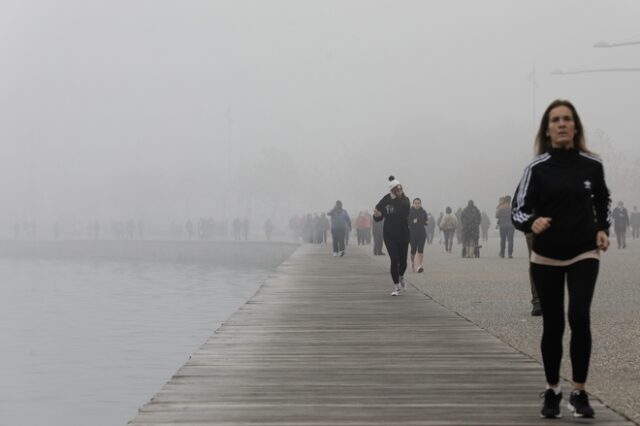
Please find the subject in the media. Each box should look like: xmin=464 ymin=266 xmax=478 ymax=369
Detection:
xmin=0 ymin=259 xmax=272 ymax=426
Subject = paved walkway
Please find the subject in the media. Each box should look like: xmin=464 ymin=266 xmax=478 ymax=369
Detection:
xmin=129 ymin=245 xmax=634 ymax=425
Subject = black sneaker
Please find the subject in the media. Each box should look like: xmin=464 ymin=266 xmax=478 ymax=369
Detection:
xmin=568 ymin=390 xmax=595 ymax=418
xmin=531 ymin=302 xmax=542 ymax=317
xmin=540 ymin=389 xmax=562 ymax=418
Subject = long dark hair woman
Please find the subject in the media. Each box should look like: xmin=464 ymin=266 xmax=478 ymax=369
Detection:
xmin=373 ymin=176 xmax=411 ymax=296
xmin=511 ymin=99 xmax=611 ymax=419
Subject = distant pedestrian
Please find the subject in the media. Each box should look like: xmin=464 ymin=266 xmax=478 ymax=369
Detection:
xmin=408 ymin=198 xmax=427 ymax=273
xmin=363 ymin=210 xmax=373 ymax=244
xmin=264 ymin=218 xmax=273 ymax=241
xmin=612 ymin=201 xmax=629 ymax=249
xmin=460 ymin=200 xmax=481 ymax=258
xmin=630 ymin=206 xmax=640 ymax=239
xmin=512 ymin=99 xmax=611 ymax=419
xmin=480 ymin=211 xmax=491 ymax=242
xmin=242 ymin=218 xmax=250 ymax=241
xmin=328 ymin=200 xmax=351 ymax=257
xmin=355 ymin=212 xmax=367 ymax=245
xmin=374 ymin=176 xmax=410 ymax=296
xmin=372 ymin=217 xmax=384 ymax=255
xmin=496 ymin=195 xmax=515 ymax=258
xmin=438 ymin=207 xmax=457 ymax=253
xmin=319 ymin=213 xmax=330 ymax=245
xmin=426 ymin=212 xmax=436 ymax=245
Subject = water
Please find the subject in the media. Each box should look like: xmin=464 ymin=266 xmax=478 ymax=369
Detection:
xmin=0 ymin=258 xmax=273 ymax=426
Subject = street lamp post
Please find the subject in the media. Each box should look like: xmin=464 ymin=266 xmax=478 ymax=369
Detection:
xmin=594 ymin=40 xmax=640 ymax=48
xmin=551 ymin=68 xmax=640 ymax=75
xmin=551 ymin=39 xmax=640 ymax=75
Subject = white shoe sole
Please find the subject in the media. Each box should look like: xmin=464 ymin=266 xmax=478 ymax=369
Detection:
xmin=567 ymin=402 xmax=594 ymax=418
xmin=540 ymin=413 xmax=562 ymax=419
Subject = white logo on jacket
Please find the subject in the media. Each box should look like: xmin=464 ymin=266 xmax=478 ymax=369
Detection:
xmin=584 ymin=180 xmax=592 ymax=190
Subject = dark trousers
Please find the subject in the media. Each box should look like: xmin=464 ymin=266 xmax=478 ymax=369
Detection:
xmin=331 ymin=228 xmax=345 ymax=253
xmin=410 ymin=232 xmax=426 ymax=255
xmin=530 ymin=259 xmax=599 ymax=384
xmin=499 ymin=226 xmax=515 ymax=256
xmin=633 ymin=226 xmax=640 ymax=239
xmin=384 ymin=239 xmax=409 ymax=284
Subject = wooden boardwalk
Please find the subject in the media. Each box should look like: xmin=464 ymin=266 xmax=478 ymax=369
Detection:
xmin=129 ymin=245 xmax=634 ymax=425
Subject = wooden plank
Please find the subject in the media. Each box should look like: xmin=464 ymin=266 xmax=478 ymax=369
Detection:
xmin=129 ymin=245 xmax=635 ymax=425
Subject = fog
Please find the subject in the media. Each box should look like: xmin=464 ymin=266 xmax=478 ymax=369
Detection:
xmin=2 ymin=0 xmax=639 ymax=238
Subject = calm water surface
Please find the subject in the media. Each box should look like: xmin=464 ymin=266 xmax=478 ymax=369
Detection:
xmin=0 ymin=258 xmax=272 ymax=426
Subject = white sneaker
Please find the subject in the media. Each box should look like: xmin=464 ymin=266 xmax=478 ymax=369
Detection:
xmin=391 ymin=284 xmax=401 ymax=296
xmin=332 ymin=252 xmax=338 ymax=257
xmin=399 ymin=276 xmax=406 ymax=289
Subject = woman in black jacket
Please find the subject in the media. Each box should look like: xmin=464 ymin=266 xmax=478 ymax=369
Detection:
xmin=511 ymin=100 xmax=610 ymax=419
xmin=408 ymin=198 xmax=428 ymax=273
xmin=374 ymin=176 xmax=411 ymax=296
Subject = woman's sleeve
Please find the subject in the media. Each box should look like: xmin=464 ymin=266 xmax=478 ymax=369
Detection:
xmin=511 ymin=166 xmax=538 ymax=233
xmin=593 ymin=163 xmax=612 ymax=233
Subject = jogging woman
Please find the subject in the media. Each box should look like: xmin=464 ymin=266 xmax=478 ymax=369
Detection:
xmin=408 ymin=198 xmax=427 ymax=273
xmin=512 ymin=99 xmax=611 ymax=419
xmin=374 ymin=176 xmax=411 ymax=296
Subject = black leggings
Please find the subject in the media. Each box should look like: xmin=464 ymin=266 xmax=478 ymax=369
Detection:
xmin=530 ymin=259 xmax=599 ymax=384
xmin=331 ymin=228 xmax=345 ymax=253
xmin=384 ymin=239 xmax=409 ymax=284
xmin=410 ymin=232 xmax=426 ymax=255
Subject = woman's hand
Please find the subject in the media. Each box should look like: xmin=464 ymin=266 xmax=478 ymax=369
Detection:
xmin=373 ymin=209 xmax=382 ymax=218
xmin=596 ymin=231 xmax=609 ymax=251
xmin=531 ymin=217 xmax=552 ymax=235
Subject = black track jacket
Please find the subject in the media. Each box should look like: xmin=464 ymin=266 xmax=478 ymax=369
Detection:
xmin=511 ymin=148 xmax=611 ymax=260
xmin=374 ymin=194 xmax=411 ymax=242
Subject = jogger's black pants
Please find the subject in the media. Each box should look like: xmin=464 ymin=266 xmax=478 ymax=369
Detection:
xmin=331 ymin=228 xmax=345 ymax=253
xmin=384 ymin=239 xmax=409 ymax=284
xmin=530 ymin=259 xmax=599 ymax=384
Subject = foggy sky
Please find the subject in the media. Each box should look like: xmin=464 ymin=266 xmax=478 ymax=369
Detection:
xmin=2 ymin=0 xmax=639 ymax=232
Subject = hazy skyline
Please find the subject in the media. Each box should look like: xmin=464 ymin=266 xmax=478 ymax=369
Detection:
xmin=2 ymin=1 xmax=639 ymax=232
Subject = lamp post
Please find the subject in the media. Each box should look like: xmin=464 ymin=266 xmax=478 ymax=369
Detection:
xmin=551 ymin=68 xmax=640 ymax=75
xmin=552 ymin=39 xmax=640 ymax=75
xmin=594 ymin=40 xmax=640 ymax=48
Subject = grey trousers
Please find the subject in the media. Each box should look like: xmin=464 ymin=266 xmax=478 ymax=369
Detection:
xmin=525 ymin=233 xmax=540 ymax=305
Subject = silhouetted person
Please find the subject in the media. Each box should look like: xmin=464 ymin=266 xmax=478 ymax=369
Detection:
xmin=186 ymin=219 xmax=194 ymax=240
xmin=426 ymin=212 xmax=435 ymax=245
xmin=328 ymin=200 xmax=351 ymax=256
xmin=496 ymin=196 xmax=515 ymax=258
xmin=438 ymin=207 xmax=457 ymax=253
xmin=372 ymin=217 xmax=384 ymax=255
xmin=460 ymin=200 xmax=481 ymax=257
xmin=612 ymin=201 xmax=629 ymax=249
xmin=480 ymin=211 xmax=491 ymax=242
xmin=232 ymin=218 xmax=242 ymax=240
xmin=242 ymin=217 xmax=249 ymax=241
xmin=631 ymin=206 xmax=640 ymax=239
xmin=319 ymin=213 xmax=330 ymax=245
xmin=264 ymin=218 xmax=273 ymax=241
